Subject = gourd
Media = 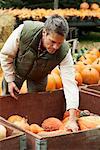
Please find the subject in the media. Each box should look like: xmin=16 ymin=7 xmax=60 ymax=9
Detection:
xmin=42 ymin=117 xmax=63 ymax=131
xmin=0 ymin=124 xmax=6 ymax=139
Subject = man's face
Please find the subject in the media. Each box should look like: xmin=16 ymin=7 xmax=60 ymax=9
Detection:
xmin=42 ymin=30 xmax=64 ymax=54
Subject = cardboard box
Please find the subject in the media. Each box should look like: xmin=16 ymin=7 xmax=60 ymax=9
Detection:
xmin=0 ymin=89 xmax=100 ymax=150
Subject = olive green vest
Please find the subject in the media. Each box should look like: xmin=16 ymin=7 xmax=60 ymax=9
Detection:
xmin=15 ymin=20 xmax=69 ymax=82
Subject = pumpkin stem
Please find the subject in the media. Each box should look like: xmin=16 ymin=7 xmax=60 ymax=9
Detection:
xmin=89 ymin=68 xmax=92 ymax=71
xmin=97 ymin=60 xmax=100 ymax=64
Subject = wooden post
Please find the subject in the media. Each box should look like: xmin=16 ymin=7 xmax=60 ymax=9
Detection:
xmin=54 ymin=0 xmax=59 ymax=9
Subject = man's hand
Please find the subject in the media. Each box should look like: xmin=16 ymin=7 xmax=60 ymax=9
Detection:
xmin=8 ymin=82 xmax=20 ymax=99
xmin=65 ymin=119 xmax=79 ymax=132
xmin=65 ymin=109 xmax=79 ymax=132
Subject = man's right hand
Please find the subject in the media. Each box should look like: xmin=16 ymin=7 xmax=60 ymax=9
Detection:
xmin=8 ymin=82 xmax=20 ymax=99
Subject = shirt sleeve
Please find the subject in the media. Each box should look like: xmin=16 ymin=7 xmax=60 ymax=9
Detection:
xmin=0 ymin=24 xmax=24 ymax=83
xmin=60 ymin=49 xmax=79 ymax=110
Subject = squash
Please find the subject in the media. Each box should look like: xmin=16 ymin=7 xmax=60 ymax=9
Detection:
xmin=8 ymin=115 xmax=23 ymax=123
xmin=78 ymin=116 xmax=100 ymax=130
xmin=30 ymin=124 xmax=44 ymax=134
xmin=0 ymin=124 xmax=6 ymax=139
xmin=42 ymin=117 xmax=63 ymax=131
xmin=13 ymin=118 xmax=30 ymax=131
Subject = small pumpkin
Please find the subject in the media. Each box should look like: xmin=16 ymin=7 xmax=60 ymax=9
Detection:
xmin=46 ymin=74 xmax=56 ymax=91
xmin=74 ymin=61 xmax=86 ymax=73
xmin=90 ymin=3 xmax=99 ymax=10
xmin=81 ymin=65 xmax=100 ymax=84
xmin=75 ymin=71 xmax=83 ymax=86
xmin=42 ymin=117 xmax=63 ymax=131
xmin=78 ymin=116 xmax=100 ymax=130
xmin=88 ymin=48 xmax=100 ymax=57
xmin=30 ymin=124 xmax=44 ymax=134
xmin=13 ymin=118 xmax=30 ymax=131
xmin=79 ymin=56 xmax=92 ymax=64
xmin=51 ymin=66 xmax=60 ymax=76
xmin=52 ymin=72 xmax=63 ymax=89
xmin=8 ymin=115 xmax=23 ymax=123
xmin=80 ymin=54 xmax=97 ymax=63
xmin=92 ymin=58 xmax=100 ymax=73
xmin=80 ymin=2 xmax=89 ymax=9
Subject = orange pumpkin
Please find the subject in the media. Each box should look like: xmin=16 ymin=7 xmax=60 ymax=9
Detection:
xmin=30 ymin=124 xmax=44 ymax=134
xmin=80 ymin=54 xmax=97 ymax=63
xmin=98 ymin=80 xmax=100 ymax=84
xmin=90 ymin=3 xmax=99 ymax=10
xmin=62 ymin=117 xmax=69 ymax=126
xmin=92 ymin=58 xmax=100 ymax=73
xmin=78 ymin=116 xmax=100 ymax=130
xmin=13 ymin=118 xmax=30 ymax=131
xmin=81 ymin=65 xmax=100 ymax=84
xmin=80 ymin=2 xmax=89 ymax=9
xmin=46 ymin=74 xmax=56 ymax=91
xmin=51 ymin=66 xmax=60 ymax=76
xmin=75 ymin=71 xmax=83 ymax=86
xmin=8 ymin=115 xmax=23 ymax=123
xmin=52 ymin=72 xmax=63 ymax=89
xmin=42 ymin=117 xmax=63 ymax=131
xmin=88 ymin=48 xmax=100 ymax=57
xmin=74 ymin=61 xmax=86 ymax=73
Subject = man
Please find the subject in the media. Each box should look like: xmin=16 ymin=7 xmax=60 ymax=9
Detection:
xmin=0 ymin=14 xmax=79 ymax=132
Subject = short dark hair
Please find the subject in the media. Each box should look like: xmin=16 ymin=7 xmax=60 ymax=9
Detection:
xmin=44 ymin=14 xmax=69 ymax=38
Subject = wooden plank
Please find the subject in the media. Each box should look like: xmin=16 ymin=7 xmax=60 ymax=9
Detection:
xmin=47 ymin=128 xmax=100 ymax=150
xmin=79 ymin=89 xmax=100 ymax=115
xmin=80 ymin=84 xmax=100 ymax=95
xmin=0 ymin=90 xmax=65 ymax=125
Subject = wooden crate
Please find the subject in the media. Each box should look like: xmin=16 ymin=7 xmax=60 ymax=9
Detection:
xmin=79 ymin=88 xmax=100 ymax=115
xmin=80 ymin=84 xmax=100 ymax=95
xmin=0 ymin=119 xmax=26 ymax=150
xmin=0 ymin=89 xmax=100 ymax=150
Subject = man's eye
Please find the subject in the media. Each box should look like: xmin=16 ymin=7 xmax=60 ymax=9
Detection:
xmin=51 ymin=40 xmax=55 ymax=44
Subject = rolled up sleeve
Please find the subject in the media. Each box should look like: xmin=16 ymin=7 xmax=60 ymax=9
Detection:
xmin=60 ymin=49 xmax=79 ymax=110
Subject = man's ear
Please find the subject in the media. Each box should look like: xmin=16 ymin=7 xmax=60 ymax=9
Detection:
xmin=42 ymin=29 xmax=48 ymax=36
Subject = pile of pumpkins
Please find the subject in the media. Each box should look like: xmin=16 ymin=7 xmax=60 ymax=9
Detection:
xmin=80 ymin=2 xmax=99 ymax=10
xmin=7 ymin=109 xmax=100 ymax=137
xmin=0 ymin=4 xmax=100 ymax=21
xmin=46 ymin=47 xmax=100 ymax=91
xmin=75 ymin=47 xmax=100 ymax=86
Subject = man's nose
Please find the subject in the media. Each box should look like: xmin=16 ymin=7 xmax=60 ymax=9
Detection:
xmin=53 ymin=44 xmax=59 ymax=50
